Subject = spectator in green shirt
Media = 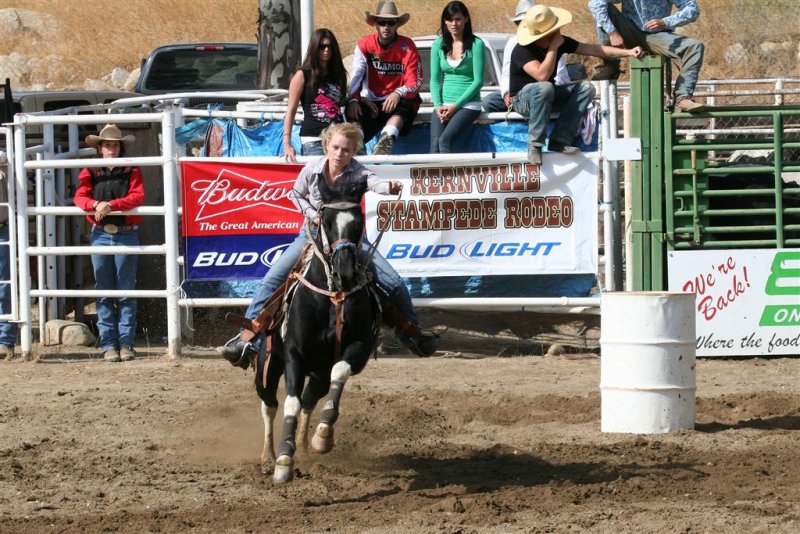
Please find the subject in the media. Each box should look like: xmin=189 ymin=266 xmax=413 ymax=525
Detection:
xmin=429 ymin=1 xmax=484 ymax=153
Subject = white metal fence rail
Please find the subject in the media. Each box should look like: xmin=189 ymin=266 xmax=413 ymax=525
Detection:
xmin=8 ymin=77 xmax=795 ymax=359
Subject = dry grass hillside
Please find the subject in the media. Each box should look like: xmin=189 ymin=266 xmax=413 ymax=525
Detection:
xmin=1 ymin=0 xmax=799 ymax=90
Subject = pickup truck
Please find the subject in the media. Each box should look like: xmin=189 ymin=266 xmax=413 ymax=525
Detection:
xmin=0 ymin=79 xmax=136 ymax=145
xmin=136 ymin=43 xmax=258 ymax=101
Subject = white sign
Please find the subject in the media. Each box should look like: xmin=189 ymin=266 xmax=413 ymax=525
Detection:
xmin=668 ymin=249 xmax=800 ymax=356
xmin=364 ymin=154 xmax=598 ymax=277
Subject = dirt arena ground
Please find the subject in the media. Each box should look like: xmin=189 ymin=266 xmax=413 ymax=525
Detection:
xmin=2 ymin=336 xmax=799 ymax=533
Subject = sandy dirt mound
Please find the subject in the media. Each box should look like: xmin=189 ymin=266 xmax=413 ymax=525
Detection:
xmin=1 ymin=349 xmax=799 ymax=533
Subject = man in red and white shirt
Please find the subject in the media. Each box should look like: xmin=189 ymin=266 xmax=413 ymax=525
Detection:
xmin=347 ymin=1 xmax=422 ymax=155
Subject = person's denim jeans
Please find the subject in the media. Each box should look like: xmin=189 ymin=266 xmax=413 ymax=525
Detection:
xmin=245 ymin=226 xmax=418 ymax=332
xmin=0 ymin=225 xmax=18 ymax=347
xmin=481 ymin=91 xmax=506 ymax=113
xmin=430 ymin=107 xmax=482 ymax=153
xmin=301 ymin=140 xmax=324 ymax=156
xmin=90 ymin=227 xmax=138 ymax=350
xmin=596 ymin=5 xmax=704 ymax=98
xmin=512 ymin=81 xmax=595 ymax=146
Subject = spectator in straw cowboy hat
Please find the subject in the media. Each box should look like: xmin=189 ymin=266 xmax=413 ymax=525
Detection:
xmin=588 ymin=0 xmax=705 ymax=112
xmin=481 ymin=0 xmax=572 ymax=113
xmin=346 ymin=0 xmax=422 ymax=156
xmin=74 ymin=124 xmax=144 ymax=363
xmin=509 ymin=5 xmax=644 ymax=164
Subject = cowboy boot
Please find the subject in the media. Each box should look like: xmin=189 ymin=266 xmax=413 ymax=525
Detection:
xmin=219 ymin=336 xmax=259 ymax=370
xmin=378 ymin=295 xmax=440 ymax=357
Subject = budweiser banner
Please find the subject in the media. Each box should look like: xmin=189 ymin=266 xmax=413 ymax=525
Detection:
xmin=181 ymin=161 xmax=304 ymax=280
xmin=180 ymin=155 xmax=598 ymax=280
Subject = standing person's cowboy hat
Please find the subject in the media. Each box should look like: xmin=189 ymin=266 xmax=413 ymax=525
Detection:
xmin=86 ymin=124 xmax=135 ymax=148
xmin=364 ymin=1 xmax=411 ymax=27
xmin=508 ymin=0 xmax=536 ymax=23
xmin=517 ymin=5 xmax=572 ymax=46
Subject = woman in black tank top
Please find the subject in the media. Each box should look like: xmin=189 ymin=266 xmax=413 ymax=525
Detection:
xmin=282 ymin=29 xmax=347 ymax=162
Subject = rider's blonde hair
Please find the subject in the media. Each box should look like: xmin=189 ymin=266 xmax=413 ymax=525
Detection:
xmin=321 ymin=122 xmax=364 ymax=155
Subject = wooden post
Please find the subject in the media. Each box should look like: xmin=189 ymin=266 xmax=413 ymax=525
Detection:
xmin=257 ymin=0 xmax=301 ymax=89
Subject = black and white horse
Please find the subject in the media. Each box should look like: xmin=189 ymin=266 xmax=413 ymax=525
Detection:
xmin=254 ymin=176 xmax=380 ymax=483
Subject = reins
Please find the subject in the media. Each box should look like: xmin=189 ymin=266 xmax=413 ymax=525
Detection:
xmin=363 ymin=187 xmax=403 ymax=268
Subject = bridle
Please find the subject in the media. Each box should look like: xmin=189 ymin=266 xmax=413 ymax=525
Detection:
xmin=289 ymin=200 xmax=374 ymax=361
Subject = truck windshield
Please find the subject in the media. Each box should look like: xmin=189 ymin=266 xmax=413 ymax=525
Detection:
xmin=143 ymin=48 xmax=258 ymax=91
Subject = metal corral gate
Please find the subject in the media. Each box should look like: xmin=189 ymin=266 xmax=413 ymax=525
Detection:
xmin=628 ymin=56 xmax=800 ymax=290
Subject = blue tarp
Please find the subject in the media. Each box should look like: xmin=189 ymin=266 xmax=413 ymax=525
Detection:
xmin=176 ymin=117 xmax=599 ymax=157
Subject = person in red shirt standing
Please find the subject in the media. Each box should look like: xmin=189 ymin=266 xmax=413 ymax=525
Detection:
xmin=74 ymin=124 xmax=145 ymax=363
xmin=346 ymin=1 xmax=422 ymax=156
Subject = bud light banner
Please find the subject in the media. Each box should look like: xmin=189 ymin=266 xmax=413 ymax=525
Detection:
xmin=181 ymin=160 xmax=304 ymax=280
xmin=364 ymin=154 xmax=599 ymax=276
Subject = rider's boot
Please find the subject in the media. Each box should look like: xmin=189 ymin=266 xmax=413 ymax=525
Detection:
xmin=219 ymin=335 xmax=260 ymax=370
xmin=219 ymin=281 xmax=290 ymax=370
xmin=379 ymin=295 xmax=440 ymax=357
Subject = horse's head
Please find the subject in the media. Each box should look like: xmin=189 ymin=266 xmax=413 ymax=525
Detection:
xmin=315 ymin=177 xmax=368 ymax=292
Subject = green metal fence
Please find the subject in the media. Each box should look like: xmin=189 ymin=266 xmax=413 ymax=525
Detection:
xmin=629 ymin=56 xmax=800 ymax=290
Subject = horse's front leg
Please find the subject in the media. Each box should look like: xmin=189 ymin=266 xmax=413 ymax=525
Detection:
xmin=274 ymin=358 xmax=303 ymax=484
xmin=311 ymin=361 xmax=351 ymax=455
xmin=296 ymin=377 xmax=328 ymax=452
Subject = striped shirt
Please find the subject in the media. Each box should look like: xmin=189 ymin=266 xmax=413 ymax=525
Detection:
xmin=289 ymin=156 xmax=391 ymax=219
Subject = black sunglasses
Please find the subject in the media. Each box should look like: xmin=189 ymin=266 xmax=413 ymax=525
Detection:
xmin=319 ymin=43 xmax=333 ymax=50
xmin=376 ymin=19 xmax=398 ymax=27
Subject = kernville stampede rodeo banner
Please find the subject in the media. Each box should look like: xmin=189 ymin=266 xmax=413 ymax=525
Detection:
xmin=668 ymin=249 xmax=800 ymax=357
xmin=180 ymin=155 xmax=598 ymax=280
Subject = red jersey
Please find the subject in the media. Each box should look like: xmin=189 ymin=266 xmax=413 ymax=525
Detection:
xmin=348 ymin=33 xmax=422 ymax=102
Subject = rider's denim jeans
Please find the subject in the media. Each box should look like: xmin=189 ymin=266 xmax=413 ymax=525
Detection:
xmin=245 ymin=225 xmax=417 ymax=326
xmin=90 ymin=226 xmax=138 ymax=350
xmin=512 ymin=81 xmax=595 ymax=147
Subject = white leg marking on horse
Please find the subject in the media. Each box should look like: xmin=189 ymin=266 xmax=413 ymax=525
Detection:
xmin=284 ymin=396 xmax=301 ymax=418
xmin=331 ymin=361 xmax=352 ymax=383
xmin=260 ymin=402 xmax=278 ymax=470
xmin=335 ymin=211 xmax=356 ymax=238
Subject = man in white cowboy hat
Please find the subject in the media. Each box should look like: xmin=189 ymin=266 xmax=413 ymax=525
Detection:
xmin=482 ymin=0 xmax=572 ymax=113
xmin=588 ymin=0 xmax=705 ymax=112
xmin=509 ymin=5 xmax=644 ymax=164
xmin=74 ymin=124 xmax=145 ymax=363
xmin=347 ymin=0 xmax=422 ymax=156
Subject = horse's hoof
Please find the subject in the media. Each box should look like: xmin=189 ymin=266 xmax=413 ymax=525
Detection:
xmin=273 ymin=455 xmax=294 ymax=483
xmin=311 ymin=423 xmax=334 ymax=454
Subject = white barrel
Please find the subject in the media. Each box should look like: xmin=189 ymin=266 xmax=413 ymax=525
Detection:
xmin=600 ymin=292 xmax=696 ymax=433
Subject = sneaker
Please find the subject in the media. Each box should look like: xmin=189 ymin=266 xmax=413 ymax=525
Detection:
xmin=1 ymin=345 xmax=16 ymax=361
xmin=591 ymin=64 xmax=621 ymax=81
xmin=527 ymin=144 xmax=542 ymax=165
xmin=372 ymin=133 xmax=395 ymax=156
xmin=395 ymin=328 xmax=440 ymax=357
xmin=103 ymin=348 xmax=121 ymax=363
xmin=675 ymin=97 xmax=706 ymax=113
xmin=120 ymin=346 xmax=136 ymax=361
xmin=218 ymin=336 xmax=257 ymax=370
xmin=548 ymin=140 xmax=581 ymax=154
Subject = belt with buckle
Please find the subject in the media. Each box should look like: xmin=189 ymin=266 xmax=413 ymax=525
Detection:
xmin=101 ymin=224 xmax=138 ymax=234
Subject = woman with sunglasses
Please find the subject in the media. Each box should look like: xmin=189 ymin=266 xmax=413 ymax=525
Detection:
xmin=429 ymin=1 xmax=484 ymax=153
xmin=283 ymin=28 xmax=347 ymax=163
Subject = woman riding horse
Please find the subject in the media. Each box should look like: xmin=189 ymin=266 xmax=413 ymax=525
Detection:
xmin=221 ymin=122 xmax=439 ymax=367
